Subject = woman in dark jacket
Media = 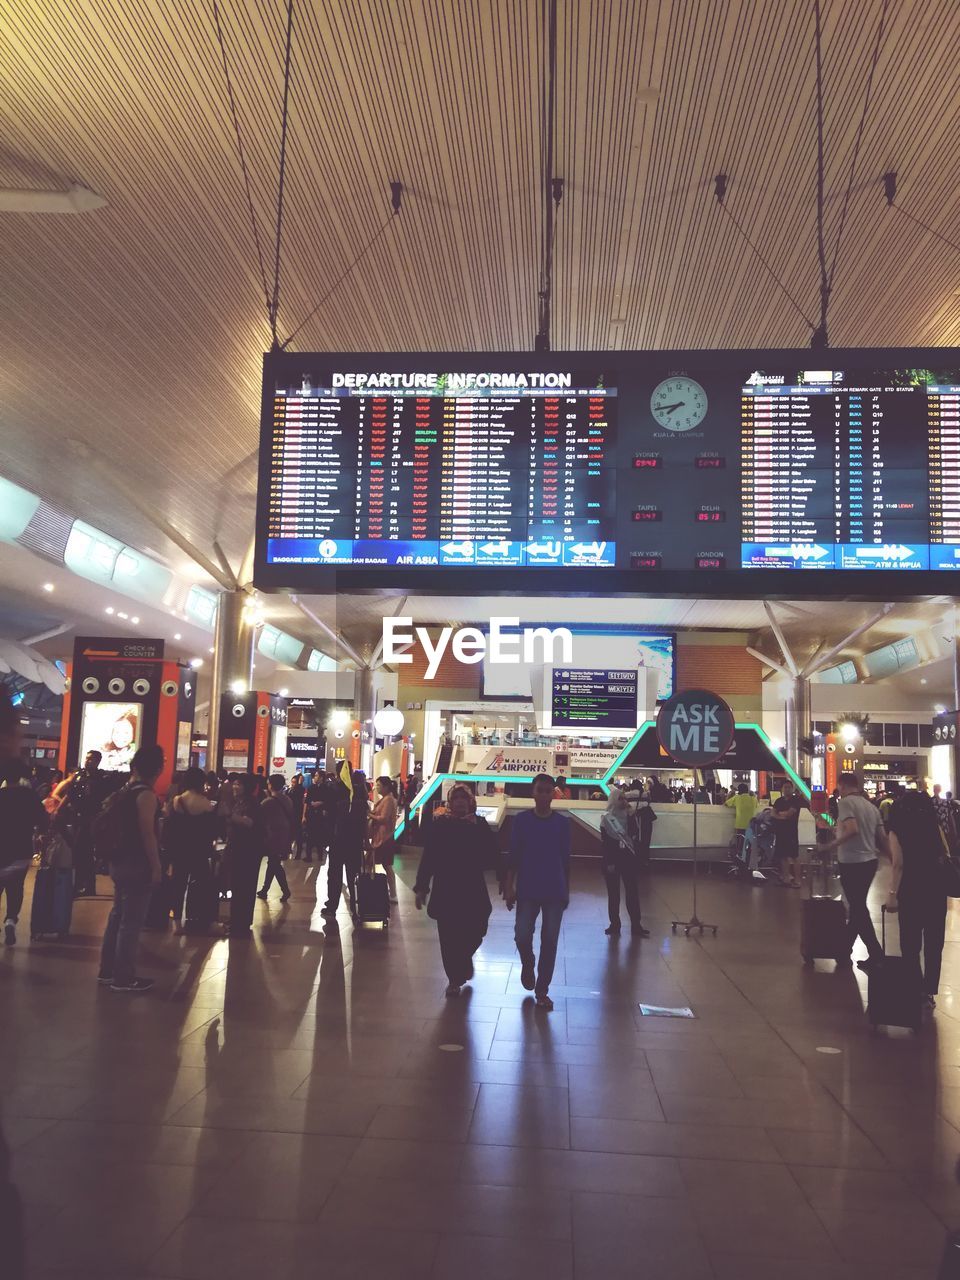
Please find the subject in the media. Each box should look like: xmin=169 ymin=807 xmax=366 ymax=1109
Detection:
xmin=414 ymin=783 xmax=493 ymax=997
xmin=226 ymin=774 xmax=264 ymax=938
xmin=887 ymin=789 xmax=949 ymax=1008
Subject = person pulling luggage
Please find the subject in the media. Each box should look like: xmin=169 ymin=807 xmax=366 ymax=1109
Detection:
xmin=816 ymin=772 xmax=890 ymax=972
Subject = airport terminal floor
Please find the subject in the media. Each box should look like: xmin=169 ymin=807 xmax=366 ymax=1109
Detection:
xmin=4 ymin=853 xmax=959 ymax=1280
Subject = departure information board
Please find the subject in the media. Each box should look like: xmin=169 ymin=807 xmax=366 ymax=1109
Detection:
xmin=255 ymin=349 xmax=960 ymax=590
xmin=550 ymin=668 xmax=639 ymax=730
xmin=263 ymin=369 xmax=614 ymax=568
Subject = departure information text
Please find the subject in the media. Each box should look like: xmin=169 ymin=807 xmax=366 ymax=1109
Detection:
xmin=264 ymin=372 xmax=615 ymax=568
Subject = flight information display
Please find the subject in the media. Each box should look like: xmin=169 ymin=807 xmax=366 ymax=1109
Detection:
xmin=550 ymin=668 xmax=639 ymax=730
xmin=263 ymin=368 xmax=614 ymax=568
xmin=255 ymin=349 xmax=960 ymax=588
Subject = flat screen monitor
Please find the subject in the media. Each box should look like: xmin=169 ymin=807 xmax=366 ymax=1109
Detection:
xmin=255 ymin=349 xmax=960 ymax=592
xmin=78 ymin=701 xmax=142 ymax=772
xmin=481 ymin=628 xmax=675 ymax=701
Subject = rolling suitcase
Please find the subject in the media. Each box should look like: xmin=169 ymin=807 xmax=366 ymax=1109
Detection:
xmin=800 ymin=857 xmax=848 ymax=965
xmin=355 ymin=870 xmax=390 ymax=928
xmin=30 ymin=866 xmax=73 ymax=939
xmin=868 ymin=905 xmax=923 ymax=1033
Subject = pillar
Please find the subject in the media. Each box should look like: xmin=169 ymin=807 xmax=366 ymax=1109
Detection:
xmin=354 ymin=664 xmax=375 ymax=776
xmin=783 ymin=674 xmax=810 ymax=778
xmin=208 ymin=590 xmax=257 ymax=769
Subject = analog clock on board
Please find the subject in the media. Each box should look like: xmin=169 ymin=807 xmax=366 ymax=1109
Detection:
xmin=650 ymin=377 xmax=708 ymax=431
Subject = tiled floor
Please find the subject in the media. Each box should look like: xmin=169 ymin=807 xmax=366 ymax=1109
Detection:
xmin=4 ymin=854 xmax=960 ymax=1279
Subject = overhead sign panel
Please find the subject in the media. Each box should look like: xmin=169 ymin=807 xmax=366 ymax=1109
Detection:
xmin=255 ymin=349 xmax=960 ymax=591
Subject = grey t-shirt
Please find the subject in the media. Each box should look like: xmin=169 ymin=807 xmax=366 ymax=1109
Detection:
xmin=836 ymin=794 xmax=883 ymax=864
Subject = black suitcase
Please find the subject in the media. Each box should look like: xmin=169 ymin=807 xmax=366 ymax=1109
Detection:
xmin=868 ymin=906 xmax=922 ymax=1032
xmin=800 ymin=859 xmax=848 ymax=964
xmin=30 ymin=866 xmax=73 ymax=939
xmin=355 ymin=871 xmax=390 ymax=927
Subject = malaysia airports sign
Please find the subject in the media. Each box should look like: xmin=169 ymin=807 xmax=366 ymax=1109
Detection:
xmin=656 ymin=688 xmax=735 ymax=767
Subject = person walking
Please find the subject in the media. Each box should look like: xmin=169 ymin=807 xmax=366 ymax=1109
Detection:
xmin=55 ymin=749 xmax=110 ymax=897
xmin=258 ymin=774 xmax=293 ymax=901
xmin=322 ymin=769 xmax=368 ymax=919
xmin=725 ymin=783 xmax=758 ymax=859
xmin=288 ymin=772 xmax=306 ymax=858
xmin=303 ymin=770 xmax=329 ymax=863
xmin=771 ymin=779 xmax=805 ymax=888
xmin=96 ymin=744 xmax=164 ymax=993
xmin=599 ymin=789 xmax=650 ymax=937
xmin=165 ymin=766 xmax=217 ymax=932
xmin=369 ymin=775 xmax=399 ymax=903
xmin=819 ymin=772 xmax=889 ymax=972
xmin=1 ymin=759 xmax=47 ymax=947
xmin=886 ymin=789 xmax=949 ymax=1008
xmin=503 ymin=773 xmax=571 ymax=1011
xmin=414 ymin=782 xmax=493 ymax=996
xmin=225 ymin=774 xmax=264 ymax=938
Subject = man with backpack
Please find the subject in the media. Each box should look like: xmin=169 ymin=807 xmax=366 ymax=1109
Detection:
xmin=96 ymin=744 xmax=164 ymax=993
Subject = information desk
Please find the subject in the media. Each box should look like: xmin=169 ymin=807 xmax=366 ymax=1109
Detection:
xmin=412 ymin=796 xmax=817 ymax=865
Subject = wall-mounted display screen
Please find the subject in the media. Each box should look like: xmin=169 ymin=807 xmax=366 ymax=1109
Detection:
xmin=79 ymin=701 xmax=142 ymax=771
xmin=481 ymin=629 xmax=675 ymax=701
xmin=256 ymin=349 xmax=960 ymax=590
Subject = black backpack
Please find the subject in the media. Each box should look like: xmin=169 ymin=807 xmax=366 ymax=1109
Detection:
xmin=91 ymin=784 xmax=144 ymax=862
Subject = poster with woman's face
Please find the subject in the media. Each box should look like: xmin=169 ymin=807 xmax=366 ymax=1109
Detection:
xmin=79 ymin=701 xmax=142 ymax=771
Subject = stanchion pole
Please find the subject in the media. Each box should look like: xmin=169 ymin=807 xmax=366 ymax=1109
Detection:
xmin=671 ymin=768 xmax=718 ymax=937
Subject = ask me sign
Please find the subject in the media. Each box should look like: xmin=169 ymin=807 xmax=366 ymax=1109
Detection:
xmin=656 ymin=688 xmax=735 ymax=767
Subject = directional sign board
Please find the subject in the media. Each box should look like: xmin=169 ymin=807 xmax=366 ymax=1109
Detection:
xmin=656 ymin=688 xmax=736 ymax=767
xmin=549 ymin=667 xmax=639 ymax=730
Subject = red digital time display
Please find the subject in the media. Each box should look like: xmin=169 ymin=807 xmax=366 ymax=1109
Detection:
xmin=696 ymin=509 xmax=726 ymax=522
xmin=633 ymin=454 xmax=662 ymax=469
xmin=630 ymin=554 xmax=662 ymax=570
xmin=695 ymin=555 xmax=726 ymax=569
xmin=695 ymin=455 xmax=725 ymax=469
xmin=632 ymin=509 xmax=663 ymax=521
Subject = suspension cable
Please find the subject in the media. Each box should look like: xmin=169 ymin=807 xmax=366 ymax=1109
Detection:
xmin=211 ymin=0 xmax=271 ymax=319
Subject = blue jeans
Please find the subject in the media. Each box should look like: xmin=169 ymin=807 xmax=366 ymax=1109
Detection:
xmin=98 ymin=873 xmax=153 ymax=985
xmin=514 ymin=899 xmax=565 ymax=996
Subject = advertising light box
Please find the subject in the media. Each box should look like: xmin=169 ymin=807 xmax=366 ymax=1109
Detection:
xmin=255 ymin=348 xmax=960 ymax=593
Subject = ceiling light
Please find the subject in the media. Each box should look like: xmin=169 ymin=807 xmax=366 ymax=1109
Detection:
xmin=105 ymin=606 xmax=114 ymax=615
xmin=190 ymin=657 xmax=203 ymax=669
xmin=130 ymin=616 xmax=140 ymax=625
xmin=230 ymin=680 xmax=246 ymax=695
xmin=19 ymin=718 xmax=29 ymax=725
xmin=935 ymin=703 xmax=946 ymax=714
xmin=920 ymin=678 xmax=927 ymax=685
xmin=173 ymin=633 xmax=182 ymax=641
xmin=840 ymin=723 xmax=858 ymax=742
xmin=279 ymin=687 xmax=289 ymax=697
xmin=42 ymin=582 xmax=54 ymax=592
xmin=209 ymin=647 xmax=215 ymax=654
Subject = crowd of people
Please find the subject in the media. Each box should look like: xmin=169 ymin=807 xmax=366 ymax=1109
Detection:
xmin=1 ymin=680 xmax=956 ymax=1012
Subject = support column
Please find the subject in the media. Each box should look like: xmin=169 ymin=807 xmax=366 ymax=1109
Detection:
xmin=783 ymin=674 xmax=810 ymax=777
xmin=354 ymin=664 xmax=376 ymax=776
xmin=208 ymin=590 xmax=256 ymax=768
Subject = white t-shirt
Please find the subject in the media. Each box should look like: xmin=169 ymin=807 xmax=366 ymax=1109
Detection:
xmin=836 ymin=794 xmax=883 ymax=864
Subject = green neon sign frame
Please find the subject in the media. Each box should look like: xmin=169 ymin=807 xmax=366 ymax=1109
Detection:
xmin=393 ymin=724 xmax=809 ymax=839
